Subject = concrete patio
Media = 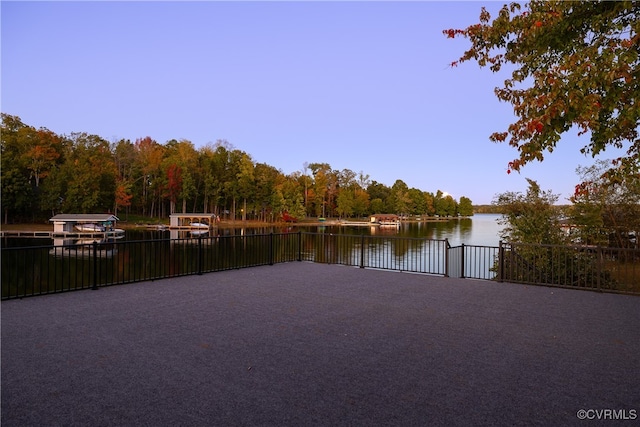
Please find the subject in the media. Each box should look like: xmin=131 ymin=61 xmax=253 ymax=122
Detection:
xmin=2 ymin=262 xmax=639 ymax=426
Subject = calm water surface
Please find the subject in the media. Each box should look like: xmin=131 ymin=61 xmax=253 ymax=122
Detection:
xmin=324 ymin=214 xmax=503 ymax=247
xmin=2 ymin=214 xmax=504 ymax=248
xmin=2 ymin=214 xmax=504 ymax=296
xmin=126 ymin=213 xmax=503 ymax=246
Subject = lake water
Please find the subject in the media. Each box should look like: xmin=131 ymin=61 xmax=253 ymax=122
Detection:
xmin=321 ymin=214 xmax=503 ymax=247
xmin=2 ymin=214 xmax=505 ymax=298
xmin=2 ymin=214 xmax=504 ymax=248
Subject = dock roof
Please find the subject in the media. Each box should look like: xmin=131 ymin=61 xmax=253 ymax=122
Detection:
xmin=49 ymin=214 xmax=119 ymax=223
xmin=169 ymin=213 xmax=216 ymax=218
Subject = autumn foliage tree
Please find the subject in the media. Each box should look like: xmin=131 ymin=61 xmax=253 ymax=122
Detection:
xmin=571 ymin=160 xmax=640 ymax=247
xmin=25 ymin=129 xmax=62 ymax=188
xmin=2 ymin=113 xmax=474 ymax=223
xmin=165 ymin=163 xmax=182 ymax=214
xmin=114 ymin=182 xmax=133 ymax=217
xmin=444 ymin=1 xmax=639 ymax=179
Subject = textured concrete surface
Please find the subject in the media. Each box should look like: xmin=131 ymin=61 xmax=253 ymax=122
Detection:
xmin=2 ymin=262 xmax=639 ymax=426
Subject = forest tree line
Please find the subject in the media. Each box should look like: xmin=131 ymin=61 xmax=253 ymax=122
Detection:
xmin=1 ymin=114 xmax=474 ymax=223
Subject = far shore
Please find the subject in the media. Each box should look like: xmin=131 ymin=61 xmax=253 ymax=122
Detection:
xmin=1 ymin=216 xmax=458 ymax=232
xmin=1 ymin=220 xmax=286 ymax=232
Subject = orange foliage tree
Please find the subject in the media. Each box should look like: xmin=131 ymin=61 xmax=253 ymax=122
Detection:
xmin=445 ymin=1 xmax=639 ymax=179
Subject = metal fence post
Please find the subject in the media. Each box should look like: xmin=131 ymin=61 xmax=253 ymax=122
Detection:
xmin=444 ymin=238 xmax=449 ymax=277
xmin=498 ymin=241 xmax=504 ymax=283
xmin=297 ymin=231 xmax=302 ymax=262
xmin=460 ymin=243 xmax=466 ymax=279
xmin=360 ymin=234 xmax=365 ymax=268
xmin=269 ymin=232 xmax=274 ymax=266
xmin=92 ymin=241 xmax=99 ymax=290
xmin=597 ymin=246 xmax=602 ymax=291
xmin=198 ymin=235 xmax=203 ymax=275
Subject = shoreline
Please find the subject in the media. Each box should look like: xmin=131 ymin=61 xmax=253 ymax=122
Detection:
xmin=1 ymin=216 xmax=459 ymax=233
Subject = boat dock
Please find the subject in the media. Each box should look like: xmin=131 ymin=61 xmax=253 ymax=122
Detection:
xmin=1 ymin=230 xmax=125 ymax=239
xmin=339 ymin=221 xmax=373 ymax=227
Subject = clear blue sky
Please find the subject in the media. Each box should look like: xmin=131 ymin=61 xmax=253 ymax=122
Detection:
xmin=2 ymin=1 xmax=620 ymax=205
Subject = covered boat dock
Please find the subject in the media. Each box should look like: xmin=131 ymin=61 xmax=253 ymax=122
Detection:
xmin=169 ymin=213 xmax=218 ymax=229
xmin=48 ymin=214 xmax=124 ymax=238
xmin=369 ymin=214 xmax=400 ymax=226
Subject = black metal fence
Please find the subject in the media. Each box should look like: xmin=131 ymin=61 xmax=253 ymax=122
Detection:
xmin=497 ymin=242 xmax=640 ymax=294
xmin=2 ymin=232 xmax=639 ymax=300
xmin=299 ymin=233 xmax=448 ymax=275
xmin=447 ymin=243 xmax=500 ymax=280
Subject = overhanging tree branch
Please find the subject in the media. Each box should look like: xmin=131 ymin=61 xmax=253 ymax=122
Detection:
xmin=444 ymin=0 xmax=639 ymax=178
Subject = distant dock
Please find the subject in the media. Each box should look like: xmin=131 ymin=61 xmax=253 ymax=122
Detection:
xmin=1 ymin=230 xmax=125 ymax=239
xmin=339 ymin=221 xmax=373 ymax=227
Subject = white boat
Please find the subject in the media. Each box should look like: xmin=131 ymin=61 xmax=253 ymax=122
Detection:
xmin=74 ymin=238 xmax=104 ymax=246
xmin=74 ymin=223 xmax=105 ymax=232
xmin=110 ymin=228 xmax=126 ymax=238
xmin=189 ymin=222 xmax=210 ymax=228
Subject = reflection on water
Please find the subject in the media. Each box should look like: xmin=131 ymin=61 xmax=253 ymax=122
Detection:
xmin=2 ymin=214 xmax=505 ymax=298
xmin=50 ymin=237 xmax=119 ymax=258
xmin=2 ymin=214 xmax=504 ymax=248
xmin=300 ymin=214 xmax=502 ymax=247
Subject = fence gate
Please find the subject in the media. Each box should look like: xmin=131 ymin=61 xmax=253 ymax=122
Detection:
xmin=447 ymin=243 xmax=501 ymax=280
xmin=447 ymin=244 xmax=464 ymax=278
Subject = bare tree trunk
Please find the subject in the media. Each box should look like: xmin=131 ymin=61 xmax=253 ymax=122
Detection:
xmin=242 ymin=199 xmax=247 ymax=221
xmin=232 ymin=197 xmax=236 ymax=220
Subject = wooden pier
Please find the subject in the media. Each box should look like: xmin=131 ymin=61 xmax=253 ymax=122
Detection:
xmin=1 ymin=230 xmax=125 ymax=239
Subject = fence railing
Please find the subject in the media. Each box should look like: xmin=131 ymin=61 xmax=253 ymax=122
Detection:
xmin=1 ymin=233 xmax=300 ymax=299
xmin=2 ymin=232 xmax=639 ymax=299
xmin=497 ymin=242 xmax=640 ymax=294
xmin=447 ymin=243 xmax=500 ymax=280
xmin=299 ymin=233 xmax=448 ymax=275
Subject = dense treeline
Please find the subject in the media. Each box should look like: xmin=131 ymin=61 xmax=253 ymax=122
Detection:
xmin=1 ymin=114 xmax=474 ymax=223
xmin=494 ymin=176 xmax=639 ymax=250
